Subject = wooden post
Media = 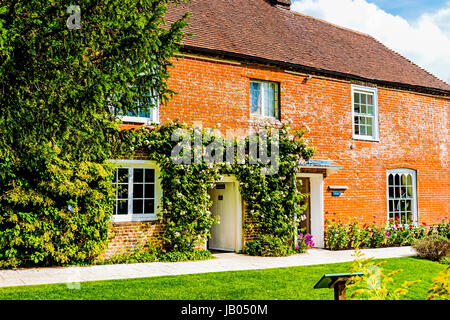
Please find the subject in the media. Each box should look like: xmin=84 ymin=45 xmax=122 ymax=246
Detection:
xmin=333 ymin=281 xmax=346 ymax=300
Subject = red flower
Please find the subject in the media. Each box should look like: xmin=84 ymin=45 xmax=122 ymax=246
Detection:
xmin=409 ymin=225 xmax=413 ymax=229
xmin=399 ymin=227 xmax=403 ymax=231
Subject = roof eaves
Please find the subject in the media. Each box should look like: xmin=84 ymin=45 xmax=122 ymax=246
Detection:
xmin=181 ymin=45 xmax=450 ymax=97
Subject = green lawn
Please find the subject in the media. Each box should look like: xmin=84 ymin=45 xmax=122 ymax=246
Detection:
xmin=0 ymin=257 xmax=445 ymax=300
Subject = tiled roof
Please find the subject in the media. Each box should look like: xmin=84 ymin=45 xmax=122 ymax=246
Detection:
xmin=165 ymin=0 xmax=450 ymax=93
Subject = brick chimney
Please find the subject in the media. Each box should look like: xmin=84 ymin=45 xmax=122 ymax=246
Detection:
xmin=272 ymin=0 xmax=291 ymax=9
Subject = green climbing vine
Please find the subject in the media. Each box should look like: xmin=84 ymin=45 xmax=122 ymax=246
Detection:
xmin=120 ymin=120 xmax=315 ymax=256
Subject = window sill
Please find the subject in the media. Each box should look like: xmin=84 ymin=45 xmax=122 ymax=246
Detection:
xmin=111 ymin=215 xmax=157 ymax=223
xmin=117 ymin=116 xmax=159 ymax=124
xmin=352 ymin=136 xmax=380 ymax=142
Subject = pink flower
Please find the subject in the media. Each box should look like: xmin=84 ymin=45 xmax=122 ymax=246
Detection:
xmin=385 ymin=232 xmax=390 ymax=237
xmin=295 ymin=245 xmax=299 ymax=250
xmin=299 ymin=233 xmax=303 ymax=239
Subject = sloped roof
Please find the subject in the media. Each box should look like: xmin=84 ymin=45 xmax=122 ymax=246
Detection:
xmin=165 ymin=0 xmax=450 ymax=94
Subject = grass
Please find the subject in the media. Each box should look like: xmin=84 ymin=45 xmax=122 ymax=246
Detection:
xmin=0 ymin=257 xmax=445 ymax=300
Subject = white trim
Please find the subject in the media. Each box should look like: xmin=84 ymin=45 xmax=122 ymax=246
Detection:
xmin=297 ymin=173 xmax=324 ymax=248
xmin=351 ymin=84 xmax=379 ymax=141
xmin=386 ymin=168 xmax=418 ymax=225
xmin=110 ymin=160 xmax=161 ymax=223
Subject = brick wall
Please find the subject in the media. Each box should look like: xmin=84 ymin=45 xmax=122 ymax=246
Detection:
xmin=112 ymin=54 xmax=448 ymax=253
xmin=162 ymin=54 xmax=449 ymax=227
xmin=102 ymin=221 xmax=163 ymax=259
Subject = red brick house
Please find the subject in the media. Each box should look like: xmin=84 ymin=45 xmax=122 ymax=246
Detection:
xmin=106 ymin=0 xmax=450 ymax=255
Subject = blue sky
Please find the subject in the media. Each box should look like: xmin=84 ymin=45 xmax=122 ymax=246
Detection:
xmin=291 ymin=0 xmax=450 ymax=84
xmin=369 ymin=0 xmax=448 ymax=19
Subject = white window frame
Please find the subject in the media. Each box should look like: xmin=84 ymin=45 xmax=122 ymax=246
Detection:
xmin=351 ymin=84 xmax=379 ymax=141
xmin=117 ymin=105 xmax=159 ymax=124
xmin=110 ymin=160 xmax=161 ymax=222
xmin=386 ymin=168 xmax=418 ymax=225
xmin=249 ymin=79 xmax=279 ymax=119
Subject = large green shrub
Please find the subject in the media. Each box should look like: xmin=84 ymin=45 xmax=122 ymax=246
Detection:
xmin=0 ymin=0 xmax=189 ymax=268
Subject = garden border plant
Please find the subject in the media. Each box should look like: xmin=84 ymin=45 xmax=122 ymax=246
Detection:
xmin=325 ymin=213 xmax=450 ymax=252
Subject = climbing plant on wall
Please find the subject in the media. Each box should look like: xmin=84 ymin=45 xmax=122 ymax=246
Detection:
xmin=120 ymin=120 xmax=315 ymax=255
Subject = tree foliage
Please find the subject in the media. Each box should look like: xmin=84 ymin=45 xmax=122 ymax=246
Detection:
xmin=0 ymin=0 xmax=189 ymax=268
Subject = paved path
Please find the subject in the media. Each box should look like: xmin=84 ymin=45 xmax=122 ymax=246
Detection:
xmin=0 ymin=247 xmax=416 ymax=288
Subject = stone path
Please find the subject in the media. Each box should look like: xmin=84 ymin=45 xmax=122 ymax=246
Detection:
xmin=0 ymin=246 xmax=416 ymax=288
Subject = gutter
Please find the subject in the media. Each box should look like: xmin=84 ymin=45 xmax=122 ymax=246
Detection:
xmin=181 ymin=45 xmax=450 ymax=98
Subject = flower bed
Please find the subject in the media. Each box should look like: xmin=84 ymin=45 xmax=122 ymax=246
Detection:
xmin=324 ymin=214 xmax=449 ymax=250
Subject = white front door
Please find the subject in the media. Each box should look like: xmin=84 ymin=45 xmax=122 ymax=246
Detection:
xmin=209 ymin=182 xmax=237 ymax=251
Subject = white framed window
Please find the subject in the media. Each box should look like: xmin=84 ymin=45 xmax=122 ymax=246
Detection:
xmin=111 ymin=160 xmax=161 ymax=222
xmin=352 ymin=85 xmax=379 ymax=141
xmin=114 ymin=92 xmax=160 ymax=124
xmin=386 ymin=168 xmax=418 ymax=225
xmin=250 ymin=80 xmax=279 ymax=119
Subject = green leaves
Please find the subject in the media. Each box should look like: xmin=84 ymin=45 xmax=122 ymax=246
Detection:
xmin=127 ymin=121 xmax=314 ymax=254
xmin=0 ymin=0 xmax=188 ymax=268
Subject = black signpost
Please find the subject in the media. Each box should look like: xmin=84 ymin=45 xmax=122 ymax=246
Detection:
xmin=313 ymin=272 xmax=364 ymax=300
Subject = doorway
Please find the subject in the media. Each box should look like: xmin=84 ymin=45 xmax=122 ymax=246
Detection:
xmin=297 ymin=177 xmax=311 ymax=234
xmin=208 ymin=178 xmax=242 ymax=252
xmin=296 ymin=173 xmax=324 ymax=247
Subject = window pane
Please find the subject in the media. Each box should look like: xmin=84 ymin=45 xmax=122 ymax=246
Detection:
xmin=264 ymin=82 xmax=277 ymax=117
xmin=354 ymin=93 xmax=360 ymax=104
xmin=361 ymin=105 xmax=366 ymax=114
xmin=145 ymin=169 xmax=155 ymax=183
xmin=133 ymin=184 xmax=143 ymax=199
xmin=407 ymin=186 xmax=412 ymax=197
xmin=394 ymin=174 xmax=400 ymax=186
xmin=134 ymin=169 xmax=143 ymax=183
xmin=360 ymin=125 xmax=366 ymax=136
xmin=144 ymin=200 xmax=155 ymax=214
xmin=360 ymin=94 xmax=367 ymax=104
xmin=394 ymin=186 xmax=400 ymax=198
xmin=388 ymin=174 xmax=394 ymax=185
xmin=117 ymin=200 xmax=128 ymax=215
xmin=354 ymin=123 xmax=360 ymax=135
xmin=118 ymin=168 xmax=128 ymax=183
xmin=366 ymin=125 xmax=373 ymax=137
xmin=360 ymin=117 xmax=366 ymax=125
xmin=117 ymin=184 xmax=128 ymax=199
xmin=389 ymin=186 xmax=394 ymax=198
xmin=354 ymin=103 xmax=360 ymax=114
xmin=367 ymin=105 xmax=373 ymax=115
xmin=407 ymin=174 xmax=412 ymax=186
xmin=145 ymin=184 xmax=155 ymax=199
xmin=367 ymin=94 xmax=373 ymax=105
xmin=401 ymin=174 xmax=407 ymax=186
xmin=250 ymin=82 xmax=261 ymax=115
xmin=133 ymin=200 xmax=143 ymax=214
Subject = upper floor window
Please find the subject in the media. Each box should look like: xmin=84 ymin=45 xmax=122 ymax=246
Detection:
xmin=112 ymin=160 xmax=161 ymax=222
xmin=387 ymin=169 xmax=417 ymax=225
xmin=250 ymin=80 xmax=279 ymax=119
xmin=114 ymin=92 xmax=159 ymax=124
xmin=352 ymin=85 xmax=378 ymax=141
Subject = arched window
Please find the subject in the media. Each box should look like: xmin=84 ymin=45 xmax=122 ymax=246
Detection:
xmin=387 ymin=169 xmax=417 ymax=224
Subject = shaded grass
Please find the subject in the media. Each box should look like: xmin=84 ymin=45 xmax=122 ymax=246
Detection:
xmin=0 ymin=257 xmax=445 ymax=300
